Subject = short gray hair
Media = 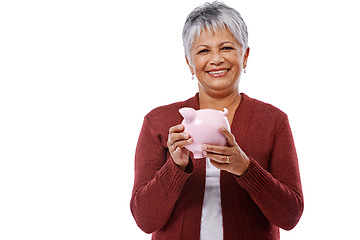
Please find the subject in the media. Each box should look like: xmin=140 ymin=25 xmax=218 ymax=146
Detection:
xmin=182 ymin=1 xmax=248 ymax=59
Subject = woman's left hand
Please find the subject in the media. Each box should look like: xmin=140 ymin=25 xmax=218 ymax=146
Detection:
xmin=202 ymin=126 xmax=250 ymax=176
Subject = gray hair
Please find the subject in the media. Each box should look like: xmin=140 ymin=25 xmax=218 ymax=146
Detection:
xmin=182 ymin=1 xmax=248 ymax=59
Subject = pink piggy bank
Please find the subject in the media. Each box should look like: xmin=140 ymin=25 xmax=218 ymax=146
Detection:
xmin=179 ymin=107 xmax=231 ymax=159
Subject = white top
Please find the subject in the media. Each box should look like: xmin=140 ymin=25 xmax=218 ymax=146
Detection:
xmin=200 ymin=157 xmax=223 ymax=240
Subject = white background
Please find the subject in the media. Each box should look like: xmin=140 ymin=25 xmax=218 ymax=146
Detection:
xmin=1 ymin=0 xmax=359 ymax=239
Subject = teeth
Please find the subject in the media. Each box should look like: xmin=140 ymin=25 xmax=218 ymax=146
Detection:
xmin=209 ymin=70 xmax=228 ymax=74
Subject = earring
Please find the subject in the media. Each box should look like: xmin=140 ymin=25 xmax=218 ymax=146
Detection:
xmin=191 ymin=74 xmax=194 ymax=80
xmin=244 ymin=68 xmax=247 ymax=73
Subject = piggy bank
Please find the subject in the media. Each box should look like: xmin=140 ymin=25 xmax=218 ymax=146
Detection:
xmin=179 ymin=107 xmax=231 ymax=159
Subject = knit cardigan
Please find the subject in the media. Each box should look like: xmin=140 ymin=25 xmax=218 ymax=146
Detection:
xmin=131 ymin=93 xmax=304 ymax=240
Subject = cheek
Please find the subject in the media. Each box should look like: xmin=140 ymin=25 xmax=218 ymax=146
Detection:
xmin=226 ymin=53 xmax=243 ymax=66
xmin=193 ymin=58 xmax=208 ymax=73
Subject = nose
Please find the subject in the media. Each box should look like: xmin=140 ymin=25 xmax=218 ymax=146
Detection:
xmin=209 ymin=51 xmax=224 ymax=65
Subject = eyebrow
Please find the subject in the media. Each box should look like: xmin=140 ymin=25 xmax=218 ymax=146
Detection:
xmin=195 ymin=41 xmax=236 ymax=49
xmin=220 ymin=41 xmax=236 ymax=46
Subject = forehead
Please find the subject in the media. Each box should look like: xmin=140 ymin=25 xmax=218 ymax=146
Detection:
xmin=193 ymin=27 xmax=239 ymax=47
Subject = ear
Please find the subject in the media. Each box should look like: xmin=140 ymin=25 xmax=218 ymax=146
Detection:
xmin=179 ymin=107 xmax=196 ymax=123
xmin=185 ymin=56 xmax=195 ymax=75
xmin=243 ymin=47 xmax=250 ymax=69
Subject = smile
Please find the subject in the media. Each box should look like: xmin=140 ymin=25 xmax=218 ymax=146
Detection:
xmin=206 ymin=68 xmax=230 ymax=77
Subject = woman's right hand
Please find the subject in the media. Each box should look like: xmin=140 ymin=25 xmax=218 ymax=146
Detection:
xmin=167 ymin=124 xmax=193 ymax=171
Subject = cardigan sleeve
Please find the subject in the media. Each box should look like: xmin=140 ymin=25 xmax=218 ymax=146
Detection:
xmin=236 ymin=117 xmax=304 ymax=230
xmin=130 ymin=116 xmax=191 ymax=234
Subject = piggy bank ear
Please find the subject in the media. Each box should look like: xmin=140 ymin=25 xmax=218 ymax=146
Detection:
xmin=223 ymin=108 xmax=229 ymax=116
xmin=179 ymin=107 xmax=196 ymax=123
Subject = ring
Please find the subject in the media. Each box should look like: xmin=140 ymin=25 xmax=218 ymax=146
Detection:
xmin=226 ymin=156 xmax=230 ymax=164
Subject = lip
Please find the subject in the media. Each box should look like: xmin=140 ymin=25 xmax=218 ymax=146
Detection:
xmin=206 ymin=68 xmax=230 ymax=78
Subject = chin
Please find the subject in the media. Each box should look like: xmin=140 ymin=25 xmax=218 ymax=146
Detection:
xmin=204 ymin=79 xmax=233 ymax=90
xmin=201 ymin=85 xmax=233 ymax=97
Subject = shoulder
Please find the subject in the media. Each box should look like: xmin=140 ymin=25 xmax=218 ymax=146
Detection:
xmin=242 ymin=93 xmax=288 ymax=126
xmin=253 ymin=97 xmax=287 ymax=119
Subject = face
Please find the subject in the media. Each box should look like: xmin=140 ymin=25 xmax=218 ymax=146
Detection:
xmin=186 ymin=27 xmax=249 ymax=98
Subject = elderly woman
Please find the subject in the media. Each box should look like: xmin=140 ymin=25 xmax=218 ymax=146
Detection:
xmin=130 ymin=2 xmax=303 ymax=239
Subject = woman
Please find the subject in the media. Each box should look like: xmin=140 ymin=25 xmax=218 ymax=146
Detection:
xmin=130 ymin=2 xmax=303 ymax=239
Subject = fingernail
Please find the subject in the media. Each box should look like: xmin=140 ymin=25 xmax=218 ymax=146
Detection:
xmin=184 ymin=133 xmax=189 ymax=138
xmin=201 ymin=145 xmax=207 ymax=150
xmin=220 ymin=126 xmax=226 ymax=131
xmin=203 ymin=151 xmax=207 ymax=156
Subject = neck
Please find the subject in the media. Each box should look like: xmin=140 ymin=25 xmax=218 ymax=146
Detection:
xmin=199 ymin=90 xmax=241 ymax=111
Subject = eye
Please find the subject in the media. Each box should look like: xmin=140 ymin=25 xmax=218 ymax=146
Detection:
xmin=197 ymin=49 xmax=210 ymax=55
xmin=222 ymin=46 xmax=234 ymax=51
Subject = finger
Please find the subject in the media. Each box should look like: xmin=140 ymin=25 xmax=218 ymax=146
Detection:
xmin=202 ymin=144 xmax=232 ymax=156
xmin=168 ymin=124 xmax=189 ymax=146
xmin=170 ymin=138 xmax=193 ymax=152
xmin=204 ymin=151 xmax=229 ymax=164
xmin=169 ymin=124 xmax=185 ymax=134
xmin=219 ymin=126 xmax=237 ymax=147
xmin=172 ymin=147 xmax=183 ymax=160
xmin=172 ymin=147 xmax=190 ymax=169
xmin=168 ymin=132 xmax=191 ymax=145
xmin=209 ymin=159 xmax=230 ymax=171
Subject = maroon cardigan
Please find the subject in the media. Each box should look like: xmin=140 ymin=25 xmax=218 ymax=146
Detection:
xmin=131 ymin=93 xmax=304 ymax=240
